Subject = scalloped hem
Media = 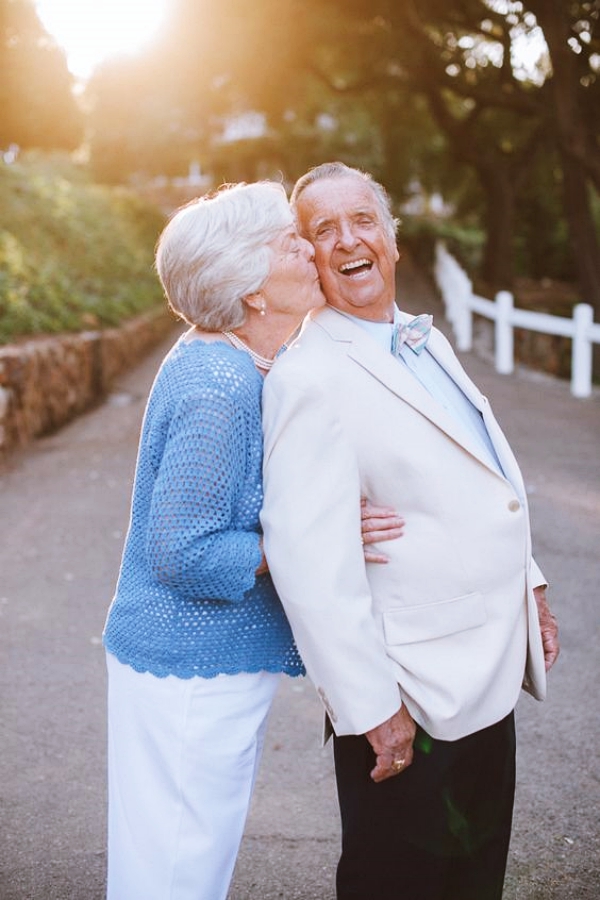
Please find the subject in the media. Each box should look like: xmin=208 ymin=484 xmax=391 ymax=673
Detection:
xmin=104 ymin=648 xmax=305 ymax=680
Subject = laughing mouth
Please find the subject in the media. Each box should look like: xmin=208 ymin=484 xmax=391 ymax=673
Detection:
xmin=339 ymin=258 xmax=373 ymax=276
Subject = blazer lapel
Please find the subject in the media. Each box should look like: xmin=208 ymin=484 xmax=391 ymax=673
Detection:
xmin=312 ymin=307 xmax=506 ymax=479
xmin=425 ymin=325 xmax=527 ymax=494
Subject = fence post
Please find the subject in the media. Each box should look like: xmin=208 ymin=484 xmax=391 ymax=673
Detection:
xmin=571 ymin=303 xmax=594 ymax=398
xmin=495 ymin=291 xmax=514 ymax=375
xmin=458 ymin=303 xmax=473 ymax=353
xmin=434 ymin=241 xmax=473 ymax=351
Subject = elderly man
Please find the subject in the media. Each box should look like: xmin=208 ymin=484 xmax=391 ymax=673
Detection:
xmin=260 ymin=162 xmax=559 ymax=900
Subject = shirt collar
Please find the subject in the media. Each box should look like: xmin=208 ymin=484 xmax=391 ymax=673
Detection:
xmin=339 ymin=309 xmax=401 ymax=353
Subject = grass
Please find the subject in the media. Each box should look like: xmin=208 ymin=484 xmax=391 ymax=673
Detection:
xmin=0 ymin=153 xmax=167 ymax=345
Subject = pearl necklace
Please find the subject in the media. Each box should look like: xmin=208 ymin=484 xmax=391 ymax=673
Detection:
xmin=222 ymin=331 xmax=285 ymax=371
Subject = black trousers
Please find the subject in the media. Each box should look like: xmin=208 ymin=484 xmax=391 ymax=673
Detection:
xmin=333 ymin=712 xmax=516 ymax=900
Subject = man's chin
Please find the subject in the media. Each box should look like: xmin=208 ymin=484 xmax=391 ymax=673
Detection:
xmin=328 ymin=295 xmax=395 ymax=320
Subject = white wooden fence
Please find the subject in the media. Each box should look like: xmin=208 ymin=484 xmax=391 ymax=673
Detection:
xmin=433 ymin=242 xmax=600 ymax=398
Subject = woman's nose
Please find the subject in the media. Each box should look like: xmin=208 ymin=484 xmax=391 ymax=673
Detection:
xmin=301 ymin=237 xmax=315 ymax=260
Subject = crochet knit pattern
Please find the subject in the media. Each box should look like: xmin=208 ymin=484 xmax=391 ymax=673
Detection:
xmin=103 ymin=336 xmax=303 ymax=679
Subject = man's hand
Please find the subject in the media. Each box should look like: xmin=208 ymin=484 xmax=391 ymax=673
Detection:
xmin=366 ymin=704 xmax=417 ymax=783
xmin=534 ymin=585 xmax=560 ymax=671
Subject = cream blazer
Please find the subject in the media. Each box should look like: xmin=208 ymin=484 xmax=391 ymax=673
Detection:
xmin=261 ymin=306 xmax=547 ymax=742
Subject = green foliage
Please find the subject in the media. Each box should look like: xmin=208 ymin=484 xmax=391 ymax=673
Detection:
xmin=77 ymin=0 xmax=598 ymax=306
xmin=0 ymin=153 xmax=166 ymax=344
xmin=514 ymin=150 xmax=574 ymax=281
xmin=400 ymin=215 xmax=485 ymax=278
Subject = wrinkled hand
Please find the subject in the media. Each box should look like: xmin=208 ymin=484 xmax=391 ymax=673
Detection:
xmin=361 ymin=498 xmax=405 ymax=564
xmin=534 ymin=586 xmax=559 ymax=671
xmin=366 ymin=704 xmax=417 ymax=783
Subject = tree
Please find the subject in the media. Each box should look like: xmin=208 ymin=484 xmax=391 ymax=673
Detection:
xmin=528 ymin=0 xmax=600 ymax=188
xmin=526 ymin=0 xmax=600 ymax=312
xmin=87 ymin=54 xmax=200 ymax=182
xmin=84 ymin=0 xmax=600 ymax=319
xmin=0 ymin=0 xmax=83 ymax=150
xmin=284 ymin=0 xmax=600 ymax=310
xmin=86 ymin=0 xmax=314 ymax=182
xmin=296 ymin=0 xmax=552 ymax=287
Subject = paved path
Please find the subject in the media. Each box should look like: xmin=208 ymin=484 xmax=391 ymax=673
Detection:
xmin=1 ymin=268 xmax=599 ymax=898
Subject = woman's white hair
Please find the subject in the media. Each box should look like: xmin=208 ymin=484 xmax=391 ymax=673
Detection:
xmin=155 ymin=181 xmax=293 ymax=331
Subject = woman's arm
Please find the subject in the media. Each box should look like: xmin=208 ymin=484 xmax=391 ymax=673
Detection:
xmin=145 ymin=391 xmax=262 ymax=602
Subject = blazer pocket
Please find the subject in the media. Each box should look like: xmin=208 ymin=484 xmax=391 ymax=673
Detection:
xmin=383 ymin=592 xmax=486 ymax=646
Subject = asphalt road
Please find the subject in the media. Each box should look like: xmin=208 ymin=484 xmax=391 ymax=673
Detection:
xmin=1 ymin=286 xmax=599 ymax=898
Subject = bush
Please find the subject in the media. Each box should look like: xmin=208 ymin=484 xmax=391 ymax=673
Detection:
xmin=398 ymin=215 xmax=485 ymax=278
xmin=0 ymin=153 xmax=166 ymax=344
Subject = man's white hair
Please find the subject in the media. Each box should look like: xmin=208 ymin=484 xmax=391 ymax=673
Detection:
xmin=290 ymin=162 xmax=399 ymax=241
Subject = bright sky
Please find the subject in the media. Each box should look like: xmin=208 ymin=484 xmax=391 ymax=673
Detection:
xmin=35 ymin=1 xmax=551 ymax=87
xmin=35 ymin=0 xmax=171 ymax=80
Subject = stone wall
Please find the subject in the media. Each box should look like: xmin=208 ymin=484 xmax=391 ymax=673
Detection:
xmin=0 ymin=307 xmax=177 ymax=461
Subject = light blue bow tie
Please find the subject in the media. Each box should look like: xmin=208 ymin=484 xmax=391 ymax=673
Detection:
xmin=391 ymin=314 xmax=433 ymax=356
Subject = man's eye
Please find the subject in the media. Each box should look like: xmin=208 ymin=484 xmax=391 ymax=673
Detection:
xmin=315 ymin=226 xmax=333 ymax=239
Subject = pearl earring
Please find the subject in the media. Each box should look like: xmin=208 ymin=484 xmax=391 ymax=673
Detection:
xmin=260 ymin=304 xmax=266 ymax=317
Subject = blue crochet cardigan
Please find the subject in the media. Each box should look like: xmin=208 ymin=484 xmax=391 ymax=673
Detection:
xmin=103 ymin=336 xmax=304 ymax=679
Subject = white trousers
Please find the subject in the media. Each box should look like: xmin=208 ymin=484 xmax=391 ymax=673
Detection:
xmin=106 ymin=653 xmax=280 ymax=900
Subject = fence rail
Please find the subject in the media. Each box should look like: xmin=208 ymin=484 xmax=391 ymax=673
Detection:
xmin=434 ymin=242 xmax=600 ymax=398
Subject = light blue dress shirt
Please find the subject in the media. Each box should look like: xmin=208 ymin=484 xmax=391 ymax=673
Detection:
xmin=345 ymin=312 xmax=505 ymax=476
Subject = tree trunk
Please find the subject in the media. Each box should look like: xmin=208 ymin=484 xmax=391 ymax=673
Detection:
xmin=479 ymin=165 xmax=517 ymax=291
xmin=529 ymin=0 xmax=600 ymax=192
xmin=560 ymin=147 xmax=600 ymax=317
xmin=559 ymin=145 xmax=600 ymax=377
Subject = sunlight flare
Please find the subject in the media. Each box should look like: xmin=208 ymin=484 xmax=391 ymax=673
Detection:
xmin=35 ymin=0 xmax=171 ymax=80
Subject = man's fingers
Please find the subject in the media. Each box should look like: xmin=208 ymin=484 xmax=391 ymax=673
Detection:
xmin=542 ymin=629 xmax=560 ymax=670
xmin=370 ymin=753 xmax=412 ymax=783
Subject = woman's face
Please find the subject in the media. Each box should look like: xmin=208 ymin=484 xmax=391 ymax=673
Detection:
xmin=259 ymin=226 xmax=325 ymax=319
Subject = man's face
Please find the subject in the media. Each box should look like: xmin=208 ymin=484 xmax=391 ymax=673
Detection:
xmin=295 ymin=175 xmax=399 ymax=322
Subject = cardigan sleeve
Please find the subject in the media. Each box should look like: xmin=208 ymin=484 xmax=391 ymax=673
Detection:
xmin=145 ymin=389 xmax=263 ymax=602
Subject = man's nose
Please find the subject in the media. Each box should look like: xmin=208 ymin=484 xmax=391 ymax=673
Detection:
xmin=337 ymin=221 xmax=358 ymax=249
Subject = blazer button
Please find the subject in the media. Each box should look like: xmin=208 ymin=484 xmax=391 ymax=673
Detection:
xmin=508 ymin=499 xmax=521 ymax=512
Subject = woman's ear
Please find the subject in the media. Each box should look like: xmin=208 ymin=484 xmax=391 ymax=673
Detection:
xmin=244 ymin=292 xmax=267 ymax=316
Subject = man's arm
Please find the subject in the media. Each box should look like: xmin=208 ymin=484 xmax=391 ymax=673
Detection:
xmin=261 ymin=362 xmax=401 ymax=737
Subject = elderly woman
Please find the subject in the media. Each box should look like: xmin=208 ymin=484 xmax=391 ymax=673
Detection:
xmin=102 ymin=182 xmax=403 ymax=900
